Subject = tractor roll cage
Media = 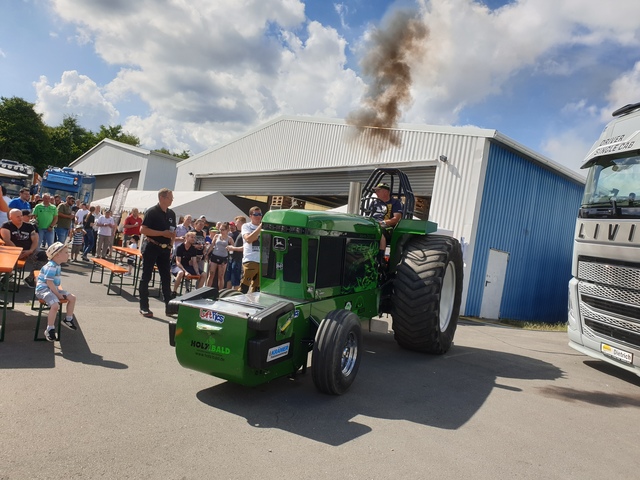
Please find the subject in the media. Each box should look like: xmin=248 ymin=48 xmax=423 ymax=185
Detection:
xmin=359 ymin=168 xmax=416 ymax=220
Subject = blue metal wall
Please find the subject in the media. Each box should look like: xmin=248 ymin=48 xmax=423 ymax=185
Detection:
xmin=465 ymin=143 xmax=584 ymax=322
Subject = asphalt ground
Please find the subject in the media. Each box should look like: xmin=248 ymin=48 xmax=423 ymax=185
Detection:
xmin=1 ymin=259 xmax=639 ymax=479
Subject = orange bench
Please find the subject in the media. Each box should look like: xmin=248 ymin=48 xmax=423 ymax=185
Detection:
xmin=178 ymin=274 xmax=201 ymax=295
xmin=90 ymin=258 xmax=129 ymax=295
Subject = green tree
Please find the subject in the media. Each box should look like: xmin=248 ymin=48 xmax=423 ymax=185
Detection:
xmin=94 ymin=125 xmax=140 ymax=146
xmin=0 ymin=96 xmax=51 ymax=172
xmin=154 ymin=147 xmax=190 ymax=159
xmin=47 ymin=115 xmax=95 ymax=167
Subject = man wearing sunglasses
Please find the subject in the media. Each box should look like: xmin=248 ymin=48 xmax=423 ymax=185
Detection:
xmin=240 ymin=206 xmax=262 ymax=293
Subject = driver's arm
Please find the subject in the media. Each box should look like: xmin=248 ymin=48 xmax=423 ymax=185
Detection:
xmin=384 ymin=212 xmax=402 ymax=228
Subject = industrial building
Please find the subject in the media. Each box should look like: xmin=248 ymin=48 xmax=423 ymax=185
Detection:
xmin=70 ymin=139 xmax=182 ymax=200
xmin=174 ymin=116 xmax=585 ymax=322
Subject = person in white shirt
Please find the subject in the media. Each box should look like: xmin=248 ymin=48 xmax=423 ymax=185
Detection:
xmin=75 ymin=202 xmax=89 ymax=226
xmin=240 ymin=206 xmax=262 ymax=293
xmin=95 ymin=209 xmax=116 ymax=258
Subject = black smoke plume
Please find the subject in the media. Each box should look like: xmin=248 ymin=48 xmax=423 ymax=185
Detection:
xmin=347 ymin=11 xmax=428 ymax=152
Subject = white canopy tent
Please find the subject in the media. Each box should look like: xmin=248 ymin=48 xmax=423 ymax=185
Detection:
xmin=91 ymin=190 xmax=245 ymax=222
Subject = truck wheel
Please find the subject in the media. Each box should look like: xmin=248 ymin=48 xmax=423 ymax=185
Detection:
xmin=312 ymin=310 xmax=362 ymax=395
xmin=392 ymin=235 xmax=463 ymax=354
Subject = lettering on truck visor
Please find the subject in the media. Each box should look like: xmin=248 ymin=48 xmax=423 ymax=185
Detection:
xmin=584 ymin=131 xmax=639 ymax=166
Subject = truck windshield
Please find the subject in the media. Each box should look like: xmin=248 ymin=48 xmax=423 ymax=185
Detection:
xmin=582 ymin=154 xmax=640 ymax=216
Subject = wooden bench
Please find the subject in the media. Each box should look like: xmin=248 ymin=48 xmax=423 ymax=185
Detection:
xmin=0 ymin=258 xmax=27 ymax=311
xmin=90 ymin=258 xmax=129 ymax=295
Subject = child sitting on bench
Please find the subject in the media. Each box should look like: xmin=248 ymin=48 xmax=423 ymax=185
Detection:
xmin=35 ymin=242 xmax=78 ymax=342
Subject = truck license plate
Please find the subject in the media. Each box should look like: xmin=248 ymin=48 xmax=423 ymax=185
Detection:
xmin=601 ymin=343 xmax=633 ymax=365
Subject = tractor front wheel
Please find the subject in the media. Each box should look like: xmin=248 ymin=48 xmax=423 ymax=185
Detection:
xmin=312 ymin=310 xmax=362 ymax=395
xmin=392 ymin=235 xmax=463 ymax=354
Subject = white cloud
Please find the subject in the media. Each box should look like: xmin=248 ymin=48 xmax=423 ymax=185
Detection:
xmin=274 ymin=21 xmax=365 ymax=117
xmin=37 ymin=0 xmax=640 ymax=160
xmin=33 ymin=70 xmax=118 ymax=128
xmin=44 ymin=0 xmax=363 ymax=152
xmin=603 ymin=61 xmax=640 ymax=120
xmin=404 ymin=0 xmax=640 ymax=124
xmin=334 ymin=3 xmax=349 ymax=29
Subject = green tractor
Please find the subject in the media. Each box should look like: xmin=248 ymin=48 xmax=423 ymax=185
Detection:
xmin=168 ymin=168 xmax=464 ymax=394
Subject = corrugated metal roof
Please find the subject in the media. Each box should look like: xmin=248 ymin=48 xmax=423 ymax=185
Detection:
xmin=181 ymin=117 xmax=498 ymax=179
xmin=71 ymin=138 xmax=183 ymax=168
xmin=179 ymin=116 xmax=584 ymax=184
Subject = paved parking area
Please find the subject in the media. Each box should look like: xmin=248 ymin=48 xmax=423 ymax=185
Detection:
xmin=1 ymin=260 xmax=639 ymax=479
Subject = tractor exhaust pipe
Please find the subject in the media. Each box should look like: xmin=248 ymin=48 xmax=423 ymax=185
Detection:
xmin=347 ymin=181 xmax=362 ymax=214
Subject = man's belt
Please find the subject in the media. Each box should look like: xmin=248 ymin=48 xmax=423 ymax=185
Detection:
xmin=146 ymin=237 xmax=171 ymax=249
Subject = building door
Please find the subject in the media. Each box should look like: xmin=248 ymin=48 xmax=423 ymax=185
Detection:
xmin=480 ymin=249 xmax=510 ymax=319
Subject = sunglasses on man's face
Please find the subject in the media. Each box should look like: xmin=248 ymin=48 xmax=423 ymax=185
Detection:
xmin=252 ymin=212 xmax=263 ymax=216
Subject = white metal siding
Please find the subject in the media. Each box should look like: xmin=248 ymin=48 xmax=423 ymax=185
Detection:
xmin=429 ymin=136 xmax=487 ymax=238
xmin=72 ymin=141 xmax=181 ymax=192
xmin=73 ymin=142 xmax=147 ymax=176
xmin=141 ymin=153 xmax=179 ymax=191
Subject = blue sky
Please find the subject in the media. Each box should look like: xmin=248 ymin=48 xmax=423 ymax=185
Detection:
xmin=2 ymin=0 xmax=640 ymax=174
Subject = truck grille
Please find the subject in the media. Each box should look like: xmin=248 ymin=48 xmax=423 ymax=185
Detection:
xmin=578 ymin=257 xmax=640 ymax=349
xmin=584 ymin=319 xmax=640 ymax=347
xmin=581 ymin=295 xmax=640 ymax=319
xmin=578 ymin=257 xmax=640 ymax=290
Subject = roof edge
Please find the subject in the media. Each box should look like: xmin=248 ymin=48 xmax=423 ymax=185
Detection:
xmin=492 ymin=131 xmax=585 ymax=184
xmin=71 ymin=139 xmax=150 ymax=167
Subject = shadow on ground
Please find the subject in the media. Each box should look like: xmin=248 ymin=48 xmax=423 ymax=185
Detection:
xmin=196 ymin=331 xmax=563 ymax=445
xmin=0 ymin=309 xmax=128 ymax=370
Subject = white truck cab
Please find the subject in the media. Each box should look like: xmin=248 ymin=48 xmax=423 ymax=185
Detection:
xmin=568 ymin=102 xmax=640 ymax=376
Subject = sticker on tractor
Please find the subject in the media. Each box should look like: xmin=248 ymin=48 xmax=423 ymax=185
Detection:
xmin=199 ymin=309 xmax=225 ymax=324
xmin=190 ymin=340 xmax=231 ymax=355
xmin=266 ymin=343 xmax=290 ymax=362
xmin=273 ymin=236 xmax=286 ymax=252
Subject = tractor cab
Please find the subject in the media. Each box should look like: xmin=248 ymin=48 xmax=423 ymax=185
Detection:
xmin=260 ymin=210 xmax=380 ymax=301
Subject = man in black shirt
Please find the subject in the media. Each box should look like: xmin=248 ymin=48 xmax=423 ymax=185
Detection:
xmin=139 ymin=188 xmax=176 ymax=317
xmin=1 ymin=209 xmax=48 ymax=287
xmin=171 ymin=231 xmax=201 ymax=296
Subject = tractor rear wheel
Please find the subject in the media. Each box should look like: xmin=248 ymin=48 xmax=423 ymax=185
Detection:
xmin=392 ymin=235 xmax=463 ymax=353
xmin=312 ymin=310 xmax=362 ymax=395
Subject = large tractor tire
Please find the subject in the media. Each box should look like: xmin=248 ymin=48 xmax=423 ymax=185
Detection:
xmin=391 ymin=235 xmax=463 ymax=354
xmin=312 ymin=310 xmax=362 ymax=395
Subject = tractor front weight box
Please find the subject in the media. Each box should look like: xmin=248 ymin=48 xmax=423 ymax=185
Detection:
xmin=173 ymin=292 xmax=306 ymax=387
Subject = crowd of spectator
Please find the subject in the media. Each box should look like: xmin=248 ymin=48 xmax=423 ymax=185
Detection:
xmin=0 ymin=185 xmax=264 ymax=320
